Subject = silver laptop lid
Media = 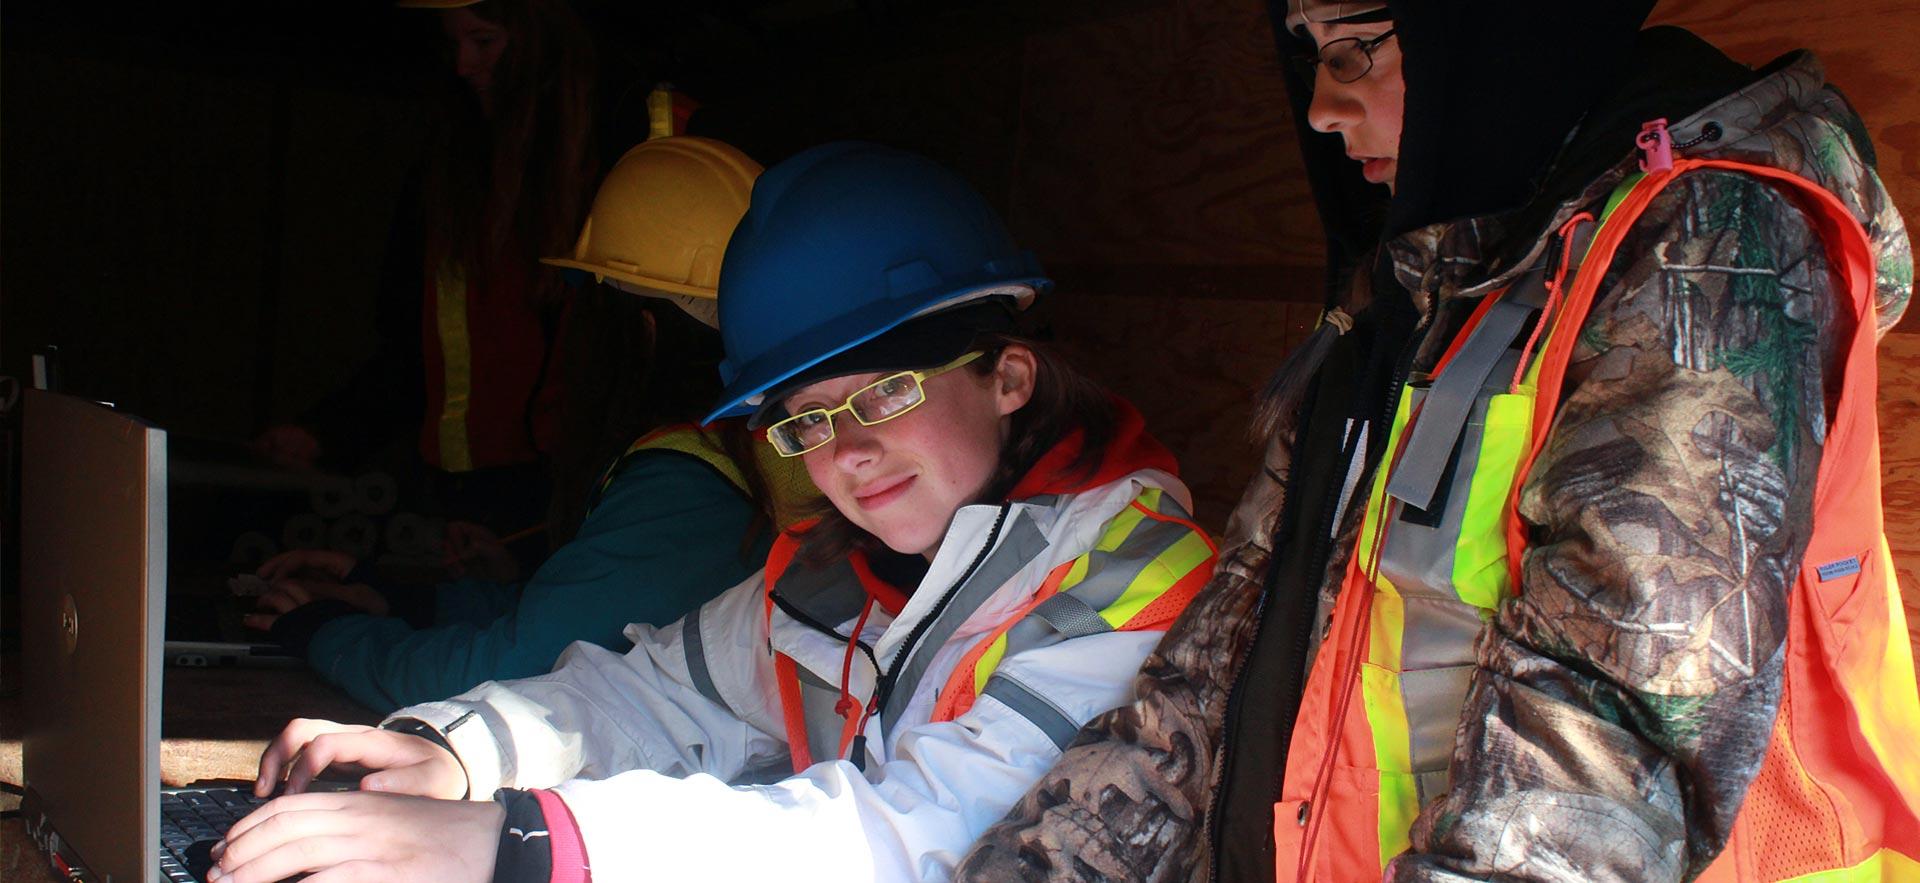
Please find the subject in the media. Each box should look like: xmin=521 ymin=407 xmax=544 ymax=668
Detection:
xmin=23 ymin=388 xmax=166 ymax=883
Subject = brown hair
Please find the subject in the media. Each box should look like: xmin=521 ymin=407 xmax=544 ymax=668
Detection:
xmin=794 ymin=333 xmax=1117 ymax=567
xmin=421 ymin=0 xmax=597 ymax=308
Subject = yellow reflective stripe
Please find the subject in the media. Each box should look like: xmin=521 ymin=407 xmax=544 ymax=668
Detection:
xmin=1861 ymin=538 xmax=1920 ymax=805
xmin=591 ymin=425 xmax=821 ymax=526
xmin=1044 ymin=489 xmax=1149 ymax=596
xmin=1094 ymin=493 xmax=1152 ymax=554
xmin=1598 ymin=172 xmax=1645 ymax=223
xmin=973 ymin=634 xmax=1009 ymax=694
xmin=1362 ymin=660 xmax=1417 ymax=867
xmin=1357 ymin=389 xmax=1416 ymax=569
xmin=1778 ymin=848 xmax=1920 ymax=881
xmin=1098 ymin=529 xmax=1213 ymax=628
xmin=630 ymin=427 xmax=747 ymax=491
xmin=434 ymin=260 xmax=474 ymax=473
xmin=1520 ymin=174 xmax=1643 ymax=389
xmin=1357 ymin=387 xmax=1419 ymax=867
xmin=1449 ymin=392 xmax=1532 ymax=610
xmin=966 ymin=487 xmax=1208 ymax=699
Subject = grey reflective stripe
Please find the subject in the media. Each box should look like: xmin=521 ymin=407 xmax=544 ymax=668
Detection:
xmin=1032 ymin=593 xmax=1110 ymax=639
xmin=1376 ymin=349 xmax=1521 ymax=602
xmin=772 ymin=559 xmax=865 ymax=628
xmin=1058 ymin=505 xmax=1193 ymax=614
xmin=1415 ymin=770 xmax=1452 ymax=808
xmin=1000 ymin=492 xmax=1193 ymax=661
xmin=680 ymin=605 xmax=731 ymax=714
xmin=980 ymin=674 xmax=1079 ymax=751
xmin=1401 ymin=662 xmax=1476 ymax=778
xmin=1396 ymin=594 xmax=1488 ymax=672
xmin=1153 ymin=491 xmax=1195 ymax=522
xmin=1386 ymin=266 xmax=1547 ymax=512
xmin=880 ymin=511 xmax=1049 ymax=738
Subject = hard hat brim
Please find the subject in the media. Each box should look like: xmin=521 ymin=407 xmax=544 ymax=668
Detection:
xmin=702 ymin=279 xmax=1047 ymax=427
xmin=539 ymin=256 xmax=719 ymax=300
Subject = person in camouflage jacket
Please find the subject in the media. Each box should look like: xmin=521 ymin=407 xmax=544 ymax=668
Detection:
xmin=958 ymin=1 xmax=1914 ymax=880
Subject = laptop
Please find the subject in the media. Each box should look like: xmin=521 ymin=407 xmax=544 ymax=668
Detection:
xmin=18 ymin=390 xmax=274 ymax=883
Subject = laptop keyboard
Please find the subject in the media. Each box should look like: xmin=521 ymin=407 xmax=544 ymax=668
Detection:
xmin=160 ymin=787 xmax=267 ymax=882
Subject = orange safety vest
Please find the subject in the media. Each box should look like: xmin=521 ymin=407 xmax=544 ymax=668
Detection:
xmin=1272 ymin=159 xmax=1920 ymax=880
xmin=420 ymin=256 xmax=559 ymax=473
xmin=759 ymin=486 xmax=1214 ymax=773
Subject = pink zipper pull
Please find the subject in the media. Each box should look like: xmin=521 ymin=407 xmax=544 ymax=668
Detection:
xmin=1637 ymin=118 xmax=1673 ymax=172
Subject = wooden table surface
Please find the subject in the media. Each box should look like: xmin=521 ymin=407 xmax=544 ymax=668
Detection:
xmin=1 ymin=658 xmax=379 ymax=882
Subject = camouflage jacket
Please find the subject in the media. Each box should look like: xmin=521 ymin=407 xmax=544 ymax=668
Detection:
xmin=957 ymin=50 xmax=1912 ymax=882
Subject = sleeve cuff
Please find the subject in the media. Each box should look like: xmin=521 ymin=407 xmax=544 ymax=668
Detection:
xmin=268 ymin=599 xmax=360 ymax=657
xmin=384 ymin=702 xmax=507 ymax=795
xmin=489 ymin=788 xmax=590 ymax=883
xmin=532 ymin=789 xmax=591 ymax=883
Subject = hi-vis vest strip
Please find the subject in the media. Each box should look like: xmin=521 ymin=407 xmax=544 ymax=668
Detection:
xmin=757 ymin=488 xmax=1214 ymax=773
xmin=588 ymin=423 xmax=818 ymax=528
xmin=1270 ymin=160 xmax=1920 ymax=881
xmin=929 ymin=487 xmax=1217 ymax=727
xmin=433 ymin=260 xmax=476 ymax=473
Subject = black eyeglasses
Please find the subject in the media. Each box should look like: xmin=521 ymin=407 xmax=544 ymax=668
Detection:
xmin=1310 ymin=29 xmax=1397 ymax=84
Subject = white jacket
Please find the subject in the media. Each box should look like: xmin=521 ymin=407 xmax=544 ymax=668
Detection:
xmin=392 ymin=465 xmax=1213 ymax=881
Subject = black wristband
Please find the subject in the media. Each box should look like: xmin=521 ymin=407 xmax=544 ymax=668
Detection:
xmin=378 ymin=716 xmax=470 ymax=799
xmin=491 ymin=788 xmax=554 ymax=883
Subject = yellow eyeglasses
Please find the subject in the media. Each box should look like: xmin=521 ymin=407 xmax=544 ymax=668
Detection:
xmin=765 ymin=351 xmax=987 ymax=457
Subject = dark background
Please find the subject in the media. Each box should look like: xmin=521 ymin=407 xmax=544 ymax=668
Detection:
xmin=4 ymin=0 xmax=1918 ymax=527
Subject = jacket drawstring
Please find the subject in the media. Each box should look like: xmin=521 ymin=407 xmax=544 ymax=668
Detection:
xmin=835 ymin=595 xmax=880 ymax=765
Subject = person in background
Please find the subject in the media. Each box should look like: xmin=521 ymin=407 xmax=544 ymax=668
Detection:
xmin=212 ymin=143 xmax=1216 ymax=882
xmin=961 ymin=1 xmax=1920 ymax=880
xmin=255 ymin=0 xmax=598 ymax=555
xmin=242 ymin=137 xmax=816 ymax=714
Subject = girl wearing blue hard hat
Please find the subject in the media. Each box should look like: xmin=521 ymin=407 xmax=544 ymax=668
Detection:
xmin=219 ymin=142 xmax=1217 ymax=882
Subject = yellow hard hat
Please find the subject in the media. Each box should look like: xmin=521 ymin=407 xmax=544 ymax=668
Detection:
xmin=542 ymin=136 xmax=761 ymax=300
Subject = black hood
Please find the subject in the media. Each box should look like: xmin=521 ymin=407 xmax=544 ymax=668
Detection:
xmin=1384 ymin=1 xmax=1656 ymax=236
xmin=1266 ymin=0 xmax=1769 ymax=294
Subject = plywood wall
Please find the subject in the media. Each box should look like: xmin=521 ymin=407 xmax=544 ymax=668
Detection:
xmin=987 ymin=0 xmax=1920 ymax=657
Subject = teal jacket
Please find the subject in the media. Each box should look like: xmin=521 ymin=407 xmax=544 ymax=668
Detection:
xmin=302 ymin=450 xmax=770 ymax=712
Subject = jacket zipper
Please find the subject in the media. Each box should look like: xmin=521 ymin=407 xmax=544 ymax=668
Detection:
xmin=1205 ymin=308 xmax=1431 ymax=881
xmin=858 ymin=502 xmax=1012 ymax=764
xmin=768 ymin=590 xmax=880 ymax=672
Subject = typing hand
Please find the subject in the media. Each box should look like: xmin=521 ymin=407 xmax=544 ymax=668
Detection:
xmin=210 ymin=790 xmax=501 ymax=883
xmin=255 ymin=718 xmax=466 ymax=800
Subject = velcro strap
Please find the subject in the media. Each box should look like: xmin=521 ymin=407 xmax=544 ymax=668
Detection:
xmin=1386 ymin=267 xmax=1549 ymax=512
xmin=1031 ymin=592 xmax=1112 ymax=639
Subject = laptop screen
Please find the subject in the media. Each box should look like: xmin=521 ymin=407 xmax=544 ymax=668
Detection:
xmin=21 ymin=388 xmax=166 ymax=881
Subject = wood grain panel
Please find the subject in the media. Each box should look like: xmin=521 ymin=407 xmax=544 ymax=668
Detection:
xmin=1008 ymin=0 xmax=1324 ymax=274
xmin=1650 ymin=0 xmax=1920 ymax=332
xmin=1046 ymin=290 xmax=1323 ymax=525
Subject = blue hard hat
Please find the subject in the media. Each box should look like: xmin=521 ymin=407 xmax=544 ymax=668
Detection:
xmin=703 ymin=142 xmax=1051 ymax=424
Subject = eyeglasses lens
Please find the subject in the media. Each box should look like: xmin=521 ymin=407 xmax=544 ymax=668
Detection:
xmin=1323 ymin=40 xmax=1368 ymax=83
xmin=768 ymin=372 xmax=928 ymax=456
xmin=771 ymin=413 xmax=830 ymax=456
xmin=850 ymin=375 xmax=924 ymax=424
